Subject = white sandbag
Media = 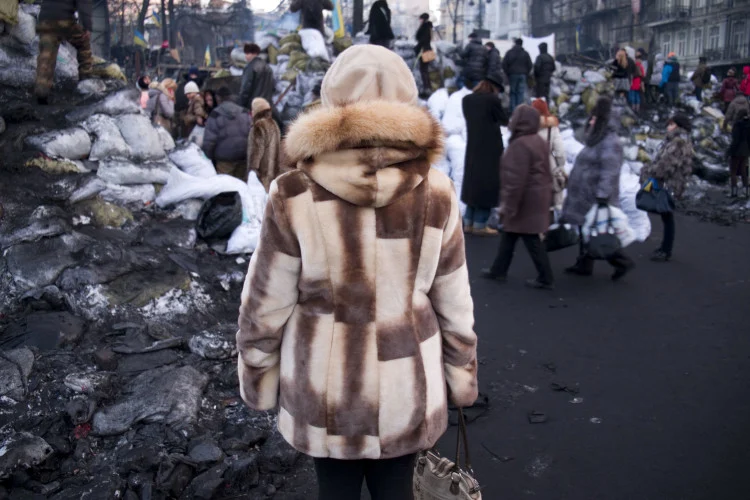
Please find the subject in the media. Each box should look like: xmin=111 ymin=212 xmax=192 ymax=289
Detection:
xmin=561 ymin=129 xmax=585 ymax=166
xmin=55 ymin=43 xmax=79 ymax=81
xmin=156 ymin=126 xmax=176 ymax=152
xmin=81 ymin=114 xmax=130 ymax=160
xmin=168 ymin=143 xmax=216 ymax=178
xmin=299 ymin=28 xmax=330 ymax=62
xmin=26 ymin=127 xmax=92 ymax=160
xmin=173 ymin=199 xmax=204 ymax=221
xmin=619 ymin=168 xmax=651 ymax=242
xmin=187 ymin=125 xmax=205 ymax=148
xmin=9 ymin=8 xmax=35 ymax=46
xmin=100 ymin=183 xmax=156 ymax=205
xmin=442 ymin=87 xmax=471 ymax=137
xmin=97 ymin=159 xmax=172 ymax=185
xmin=582 ymin=205 xmax=637 ymax=248
xmin=116 ymin=114 xmax=165 ymax=161
xmin=427 ymin=88 xmax=450 ymax=121
xmin=77 ymin=79 xmax=108 ymax=96
xmin=583 ymin=70 xmax=607 ymax=84
xmin=67 ymin=88 xmax=142 ymax=123
xmin=69 ymin=177 xmax=107 ymax=203
xmin=225 ymin=172 xmax=268 ymax=254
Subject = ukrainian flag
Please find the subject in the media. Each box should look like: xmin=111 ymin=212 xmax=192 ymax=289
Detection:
xmin=204 ymin=45 xmax=212 ymax=67
xmin=152 ymin=9 xmax=162 ymax=28
xmin=134 ymin=30 xmax=148 ymax=48
xmin=332 ymin=0 xmax=345 ymax=38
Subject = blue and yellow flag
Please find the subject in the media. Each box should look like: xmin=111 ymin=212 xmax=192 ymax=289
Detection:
xmin=134 ymin=30 xmax=148 ymax=48
xmin=152 ymin=9 xmax=162 ymax=28
xmin=204 ymin=45 xmax=212 ymax=67
xmin=332 ymin=0 xmax=345 ymax=38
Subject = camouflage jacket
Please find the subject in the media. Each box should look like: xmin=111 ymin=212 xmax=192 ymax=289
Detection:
xmin=642 ymin=128 xmax=694 ymax=199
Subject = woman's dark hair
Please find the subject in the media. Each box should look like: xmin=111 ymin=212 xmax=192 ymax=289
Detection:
xmin=137 ymin=76 xmax=149 ymax=90
xmin=203 ymin=89 xmax=217 ymax=110
xmin=585 ymin=96 xmax=613 ymax=147
xmin=472 ymin=80 xmax=499 ymax=95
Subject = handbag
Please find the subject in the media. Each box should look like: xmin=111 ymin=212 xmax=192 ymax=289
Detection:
xmin=587 ymin=206 xmax=622 ymax=260
xmin=544 ymin=224 xmax=579 ymax=252
xmin=421 ymin=49 xmax=437 ymax=64
xmin=413 ymin=408 xmax=482 ymax=499
xmin=636 ymin=178 xmax=675 ymax=214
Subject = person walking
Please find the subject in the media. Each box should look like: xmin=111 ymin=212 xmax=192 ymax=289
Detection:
xmin=247 ymin=98 xmax=282 ymax=192
xmin=611 ymin=49 xmax=631 ymax=103
xmin=461 ymin=32 xmax=488 ymax=90
xmin=561 ymin=96 xmax=635 ymax=281
xmin=531 ymin=99 xmax=567 ymax=211
xmin=202 ymin=87 xmax=251 ymax=180
xmin=727 ymin=108 xmax=750 ymax=198
xmin=720 ymin=68 xmax=741 ymax=112
xmin=367 ymin=0 xmax=395 ymax=48
xmin=660 ymin=52 xmax=681 ymax=106
xmin=482 ymin=105 xmax=554 ymax=289
xmin=415 ymin=13 xmax=433 ymax=97
xmin=722 ymin=92 xmax=749 ymax=132
xmin=533 ymin=42 xmax=556 ymax=102
xmin=236 ymin=44 xmax=478 ymax=500
xmin=182 ymin=81 xmax=207 ymax=139
xmin=692 ymin=57 xmax=711 ymax=101
xmin=502 ymin=38 xmax=533 ymax=113
xmin=640 ymin=113 xmax=694 ymax=261
xmin=629 ymin=52 xmax=645 ymax=113
xmin=34 ymin=0 xmax=94 ymax=105
xmin=462 ymin=76 xmax=508 ymax=235
xmin=145 ymin=78 xmax=177 ymax=134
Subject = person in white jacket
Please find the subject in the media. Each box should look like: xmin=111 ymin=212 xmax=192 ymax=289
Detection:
xmin=531 ymin=99 xmax=566 ymax=211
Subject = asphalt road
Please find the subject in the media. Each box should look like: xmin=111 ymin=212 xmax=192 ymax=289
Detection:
xmin=434 ymin=213 xmax=750 ymax=499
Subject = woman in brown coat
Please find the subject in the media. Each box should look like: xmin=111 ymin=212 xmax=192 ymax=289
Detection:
xmin=483 ymin=104 xmax=555 ymax=289
xmin=247 ymin=97 xmax=282 ymax=192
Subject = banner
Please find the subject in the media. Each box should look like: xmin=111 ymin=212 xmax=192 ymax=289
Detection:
xmin=332 ymin=0 xmax=345 ymax=38
xmin=204 ymin=45 xmax=212 ymax=67
xmin=134 ymin=30 xmax=148 ymax=48
xmin=152 ymin=9 xmax=162 ymax=28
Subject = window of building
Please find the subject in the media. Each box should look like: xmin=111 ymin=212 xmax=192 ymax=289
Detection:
xmin=693 ymin=28 xmax=703 ymax=55
xmin=661 ymin=33 xmax=672 ymax=55
xmin=677 ymin=30 xmax=687 ymax=55
xmin=732 ymin=20 xmax=747 ymax=50
xmin=511 ymin=1 xmax=518 ymax=22
xmin=708 ymin=25 xmax=720 ymax=49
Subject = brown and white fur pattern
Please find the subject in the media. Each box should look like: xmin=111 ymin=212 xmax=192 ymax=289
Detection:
xmin=237 ymin=99 xmax=478 ymax=460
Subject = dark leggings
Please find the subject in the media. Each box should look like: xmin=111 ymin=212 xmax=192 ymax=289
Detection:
xmin=659 ymin=212 xmax=675 ymax=256
xmin=314 ymin=453 xmax=416 ymax=500
xmin=419 ymin=59 xmax=431 ymax=95
xmin=729 ymin=156 xmax=749 ymax=187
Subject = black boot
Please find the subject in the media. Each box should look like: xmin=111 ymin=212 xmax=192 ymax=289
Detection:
xmin=730 ymin=185 xmax=738 ymax=198
xmin=564 ymin=256 xmax=593 ymax=276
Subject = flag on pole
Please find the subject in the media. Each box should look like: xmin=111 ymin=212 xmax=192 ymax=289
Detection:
xmin=332 ymin=0 xmax=345 ymax=38
xmin=204 ymin=45 xmax=212 ymax=67
xmin=152 ymin=9 xmax=162 ymax=28
xmin=134 ymin=30 xmax=148 ymax=48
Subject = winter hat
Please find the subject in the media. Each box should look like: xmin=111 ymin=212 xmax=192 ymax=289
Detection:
xmin=184 ymin=81 xmax=200 ymax=95
xmin=669 ymin=113 xmax=692 ymax=132
xmin=189 ymin=66 xmax=199 ymax=76
xmin=252 ymin=97 xmax=271 ymax=115
xmin=321 ymin=45 xmax=417 ymax=108
xmin=668 ymin=52 xmax=676 ymax=59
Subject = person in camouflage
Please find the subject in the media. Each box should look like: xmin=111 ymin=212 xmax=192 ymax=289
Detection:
xmin=34 ymin=0 xmax=94 ymax=104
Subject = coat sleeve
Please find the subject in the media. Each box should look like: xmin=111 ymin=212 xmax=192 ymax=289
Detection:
xmin=159 ymin=94 xmax=175 ymax=118
xmin=490 ymin=96 xmax=508 ymax=125
xmin=237 ymin=183 xmax=301 ymax=411
xmin=76 ymin=0 xmax=93 ymax=32
xmin=533 ymin=56 xmax=541 ymax=78
xmin=202 ymin=116 xmax=219 ymax=160
xmin=289 ymin=0 xmax=302 ymax=12
xmin=248 ymin=124 xmax=265 ymax=177
xmin=595 ymin=137 xmax=623 ymax=200
xmin=525 ymin=52 xmax=533 ymax=75
xmin=428 ymin=188 xmax=478 ymax=407
xmin=500 ymin=143 xmax=531 ymax=220
xmin=661 ymin=65 xmax=672 ymax=87
xmin=552 ymin=127 xmax=566 ymax=169
xmin=239 ymin=66 xmax=255 ymax=109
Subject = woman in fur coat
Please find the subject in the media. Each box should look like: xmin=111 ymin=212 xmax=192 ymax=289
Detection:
xmin=531 ymin=99 xmax=567 ymax=211
xmin=236 ymin=45 xmax=478 ymax=500
xmin=247 ymin=98 xmax=282 ymax=192
xmin=561 ymin=96 xmax=635 ymax=281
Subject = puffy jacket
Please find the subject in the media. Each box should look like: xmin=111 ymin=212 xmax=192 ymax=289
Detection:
xmin=667 ymin=59 xmax=681 ymax=82
xmin=202 ymin=102 xmax=251 ymax=162
xmin=720 ymin=77 xmax=740 ymax=102
xmin=460 ymin=40 xmax=488 ymax=83
xmin=239 ymin=58 xmax=275 ymax=110
xmin=611 ymin=60 xmax=630 ymax=79
xmin=650 ymin=54 xmax=665 ymax=86
xmin=642 ymin=128 xmax=694 ymax=199
xmin=534 ymin=51 xmax=556 ymax=84
xmin=486 ymin=47 xmax=501 ymax=78
xmin=367 ymin=0 xmax=395 ymax=43
xmin=740 ymin=67 xmax=750 ymax=96
xmin=145 ymin=87 xmax=175 ymax=120
xmin=39 ymin=0 xmax=92 ymax=31
xmin=502 ymin=45 xmax=532 ymax=76
xmin=692 ymin=63 xmax=711 ymax=87
xmin=725 ymin=95 xmax=749 ymax=126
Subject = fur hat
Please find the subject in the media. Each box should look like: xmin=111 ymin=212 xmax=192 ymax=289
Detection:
xmin=252 ymin=97 xmax=271 ymax=115
xmin=669 ymin=113 xmax=692 ymax=132
xmin=184 ymin=81 xmax=200 ymax=95
xmin=320 ymin=45 xmax=417 ymax=108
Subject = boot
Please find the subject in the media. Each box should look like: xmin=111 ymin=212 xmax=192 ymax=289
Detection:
xmin=564 ymin=256 xmax=593 ymax=276
xmin=730 ymin=185 xmax=738 ymax=198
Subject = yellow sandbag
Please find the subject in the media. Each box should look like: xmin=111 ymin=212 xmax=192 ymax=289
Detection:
xmin=0 ymin=0 xmax=19 ymax=25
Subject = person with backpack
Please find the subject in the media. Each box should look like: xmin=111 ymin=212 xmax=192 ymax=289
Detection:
xmin=533 ymin=42 xmax=556 ymax=102
xmin=660 ymin=52 xmax=680 ymax=106
xmin=691 ymin=57 xmax=711 ymax=101
xmin=629 ymin=52 xmax=645 ymax=113
xmin=719 ymin=68 xmax=740 ymax=112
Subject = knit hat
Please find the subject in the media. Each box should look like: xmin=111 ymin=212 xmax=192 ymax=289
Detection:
xmin=252 ymin=97 xmax=271 ymax=115
xmin=321 ymin=45 xmax=417 ymax=108
xmin=184 ymin=81 xmax=200 ymax=95
xmin=669 ymin=113 xmax=692 ymax=132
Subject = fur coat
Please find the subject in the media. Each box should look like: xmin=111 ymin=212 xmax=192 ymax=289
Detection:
xmin=183 ymin=94 xmax=207 ymax=137
xmin=642 ymin=128 xmax=694 ymax=198
xmin=537 ymin=115 xmax=567 ymax=210
xmin=236 ymin=100 xmax=478 ymax=460
xmin=247 ymin=108 xmax=282 ymax=192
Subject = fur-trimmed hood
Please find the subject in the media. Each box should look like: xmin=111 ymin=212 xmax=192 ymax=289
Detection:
xmin=284 ymin=100 xmax=444 ymax=208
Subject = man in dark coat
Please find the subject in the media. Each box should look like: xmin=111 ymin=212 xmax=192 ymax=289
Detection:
xmin=503 ymin=38 xmax=533 ymax=113
xmin=415 ymin=13 xmax=433 ymax=97
xmin=202 ymin=87 xmax=252 ymax=180
xmin=290 ymin=0 xmax=333 ymax=35
xmin=239 ymin=43 xmax=284 ymax=133
xmin=485 ymin=42 xmax=502 ymax=82
xmin=484 ymin=104 xmax=554 ymax=289
xmin=461 ymin=76 xmax=508 ymax=235
xmin=34 ymin=0 xmax=94 ymax=104
xmin=533 ymin=42 xmax=556 ymax=102
xmin=460 ymin=32 xmax=488 ymax=89
xmin=367 ymin=0 xmax=395 ymax=48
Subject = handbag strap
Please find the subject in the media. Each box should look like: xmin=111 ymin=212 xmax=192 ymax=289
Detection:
xmin=454 ymin=408 xmax=473 ymax=473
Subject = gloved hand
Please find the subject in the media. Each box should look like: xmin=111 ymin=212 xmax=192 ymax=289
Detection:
xmin=596 ymin=198 xmax=608 ymax=207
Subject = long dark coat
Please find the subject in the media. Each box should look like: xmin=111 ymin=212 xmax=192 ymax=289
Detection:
xmin=461 ymin=92 xmax=508 ymax=209
xmin=500 ymin=106 xmax=552 ymax=234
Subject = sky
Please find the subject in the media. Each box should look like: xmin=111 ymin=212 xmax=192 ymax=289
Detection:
xmin=251 ymin=0 xmax=282 ymax=12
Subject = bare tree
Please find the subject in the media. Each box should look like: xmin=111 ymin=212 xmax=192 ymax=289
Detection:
xmin=136 ymin=0 xmax=150 ymax=32
xmin=445 ymin=0 xmax=464 ymax=44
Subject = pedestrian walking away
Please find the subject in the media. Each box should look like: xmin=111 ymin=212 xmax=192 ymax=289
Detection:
xmin=236 ymin=44 xmax=478 ymax=500
xmin=722 ymin=93 xmax=749 ymax=132
xmin=483 ymin=105 xmax=554 ymax=289
xmin=661 ymin=52 xmax=680 ymax=107
xmin=415 ymin=13 xmax=434 ymax=98
xmin=367 ymin=0 xmax=395 ymax=48
xmin=485 ymin=41 xmax=502 ymax=84
xmin=640 ymin=113 xmax=694 ymax=261
xmin=503 ymin=38 xmax=533 ymax=113
xmin=460 ymin=32 xmax=488 ymax=90
xmin=727 ymin=108 xmax=750 ymax=198
xmin=630 ymin=53 xmax=645 ymax=113
xmin=462 ymin=76 xmax=508 ymax=235
xmin=531 ymin=99 xmax=567 ymax=211
xmin=719 ymin=68 xmax=739 ymax=113
xmin=34 ymin=0 xmax=94 ymax=104
xmin=561 ymin=96 xmax=635 ymax=281
xmin=202 ymin=87 xmax=251 ymax=180
xmin=533 ymin=42 xmax=556 ymax=102
xmin=247 ymin=98 xmax=282 ymax=192
xmin=692 ymin=57 xmax=711 ymax=102
xmin=145 ymin=78 xmax=177 ymax=134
